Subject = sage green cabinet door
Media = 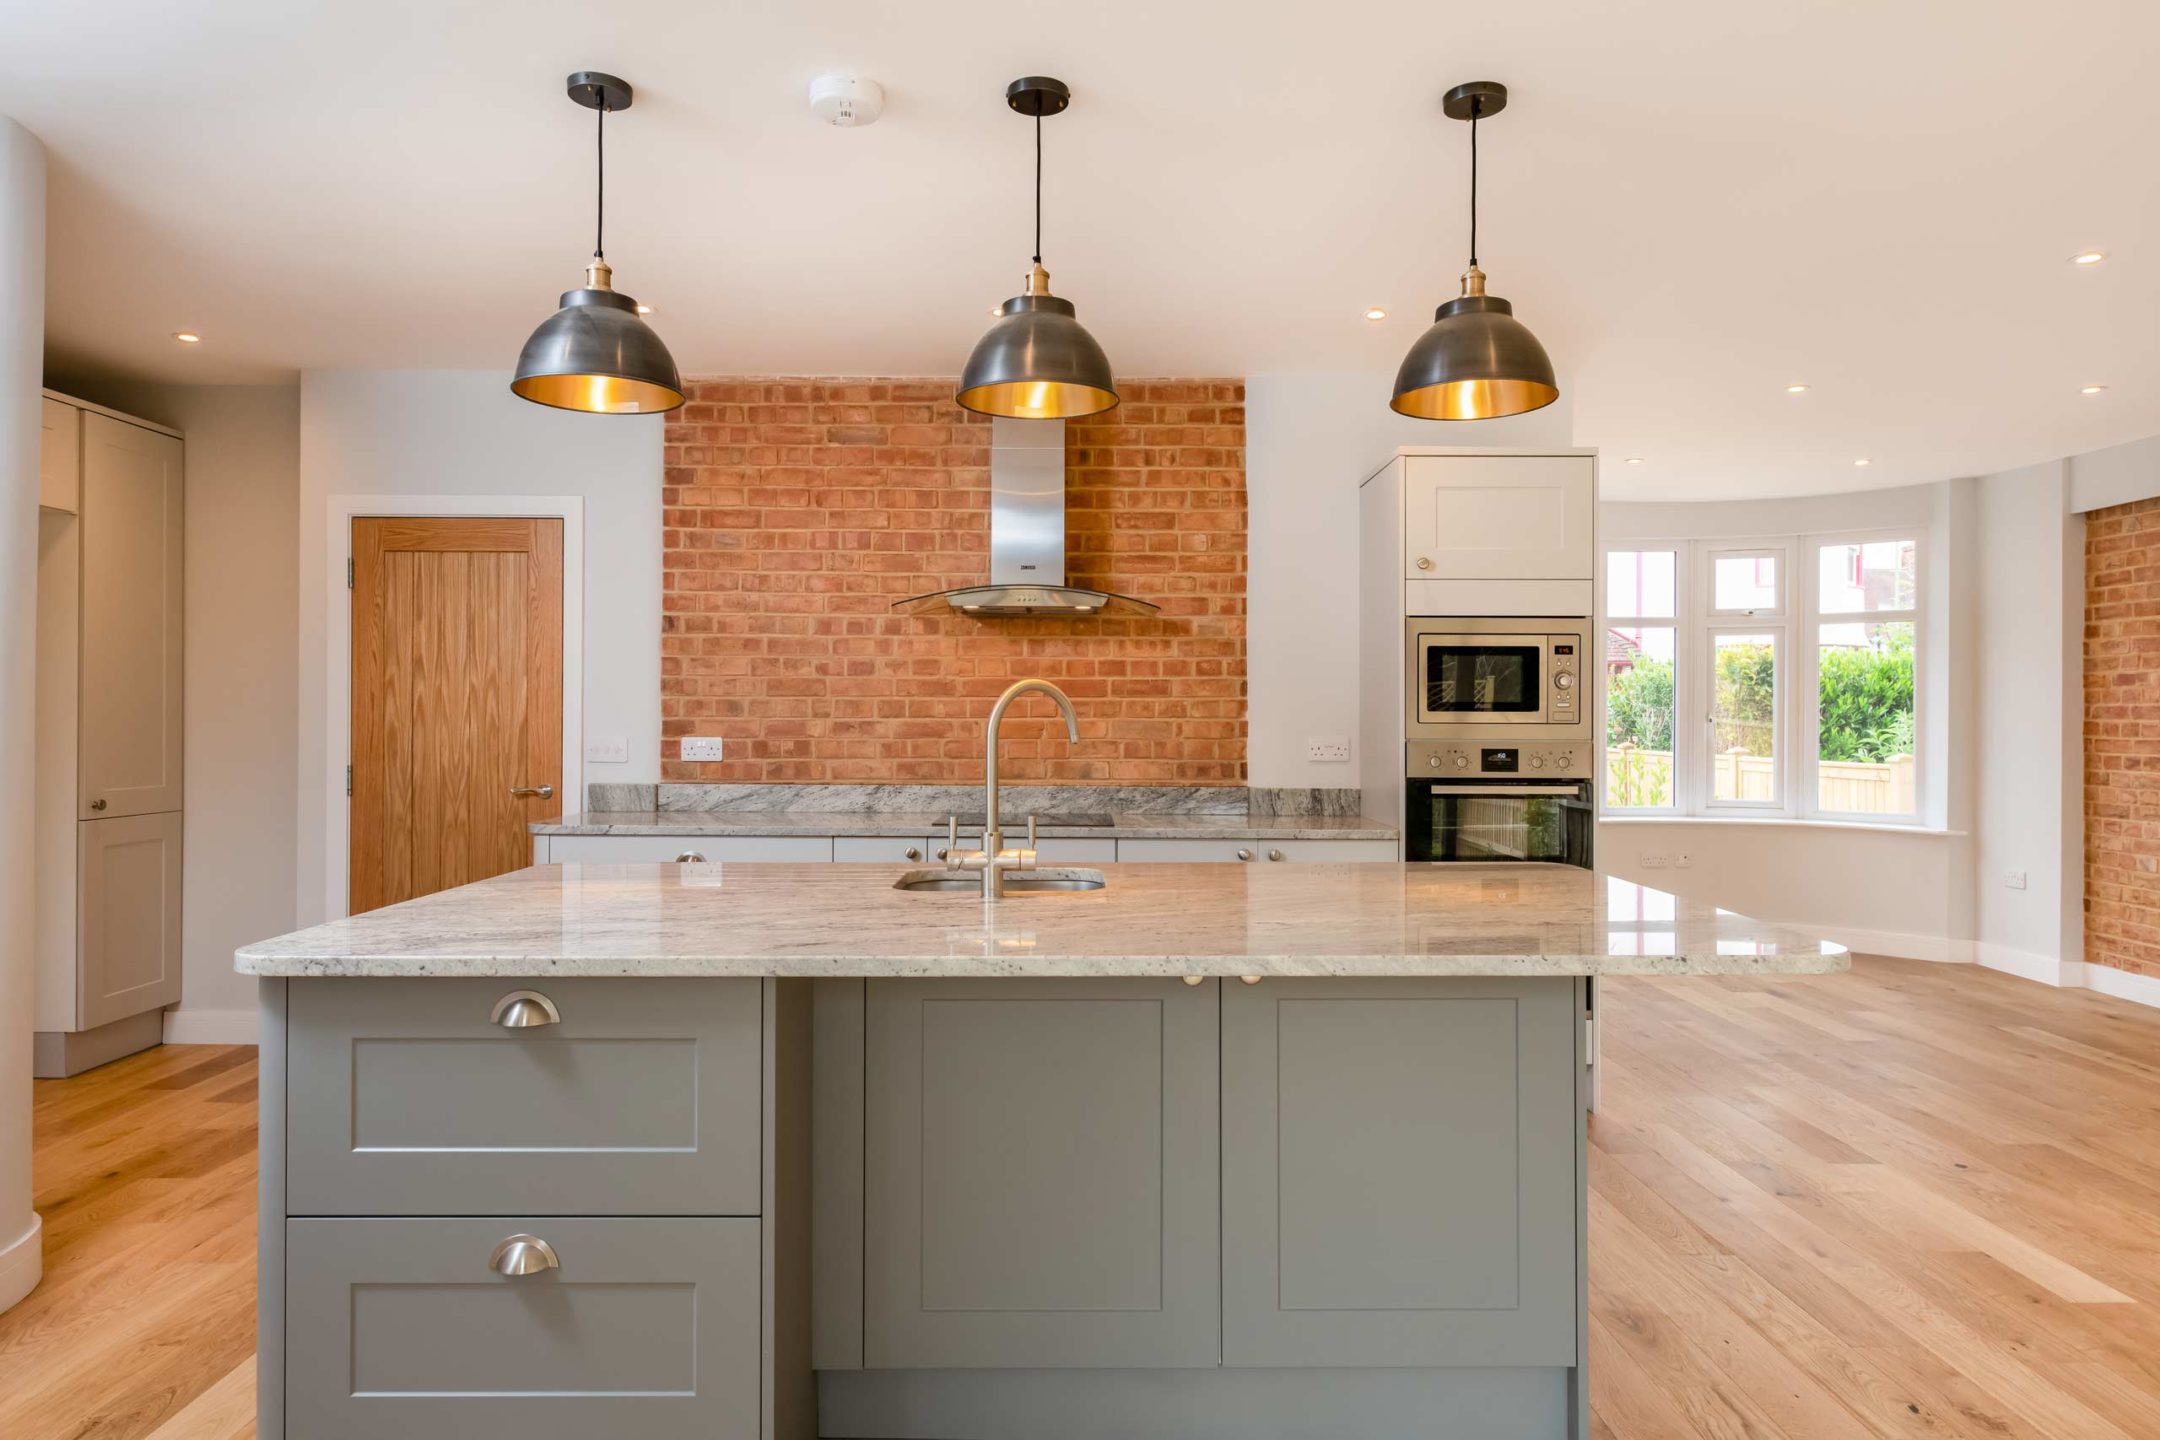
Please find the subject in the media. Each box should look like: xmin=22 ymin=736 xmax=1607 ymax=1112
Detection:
xmin=287 ymin=977 xmax=761 ymax=1216
xmin=864 ymin=977 xmax=1220 ymax=1369
xmin=285 ymin=1216 xmax=758 ymax=1440
xmin=1222 ymin=977 xmax=1579 ymax=1367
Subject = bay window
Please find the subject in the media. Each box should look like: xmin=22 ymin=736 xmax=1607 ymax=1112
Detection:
xmin=1600 ymin=532 xmax=1924 ymax=823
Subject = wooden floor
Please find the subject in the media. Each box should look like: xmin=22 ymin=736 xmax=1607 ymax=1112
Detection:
xmin=2 ymin=957 xmax=2158 ymax=1439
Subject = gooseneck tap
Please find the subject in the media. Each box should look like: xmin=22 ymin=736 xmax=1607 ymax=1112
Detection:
xmin=947 ymin=678 xmax=1081 ymax=900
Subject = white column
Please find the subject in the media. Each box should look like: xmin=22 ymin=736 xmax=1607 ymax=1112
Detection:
xmin=0 ymin=115 xmax=47 ymax=1316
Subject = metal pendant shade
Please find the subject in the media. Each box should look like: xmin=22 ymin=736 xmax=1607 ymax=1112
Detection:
xmin=511 ymin=72 xmax=684 ymax=416
xmin=957 ymin=77 xmax=1118 ymax=420
xmin=1391 ymin=80 xmax=1559 ymax=422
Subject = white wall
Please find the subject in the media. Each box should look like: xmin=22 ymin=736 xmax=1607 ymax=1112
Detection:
xmin=1971 ymin=460 xmax=2083 ymax=981
xmin=297 ymin=371 xmax=663 ymax=923
xmin=2068 ymin=432 xmax=2160 ymax=514
xmin=1598 ymin=480 xmax=1976 ymax=958
xmin=1244 ymin=373 xmax=1574 ymax=789
xmin=0 ymin=113 xmax=45 ymax=1314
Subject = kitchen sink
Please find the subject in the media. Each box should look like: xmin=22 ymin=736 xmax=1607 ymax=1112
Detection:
xmin=950 ymin=812 xmax=1116 ymax=829
xmin=893 ymin=867 xmax=1107 ymax=894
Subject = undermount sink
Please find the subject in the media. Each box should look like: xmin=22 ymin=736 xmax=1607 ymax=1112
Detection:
xmin=893 ymin=867 xmax=1107 ymax=894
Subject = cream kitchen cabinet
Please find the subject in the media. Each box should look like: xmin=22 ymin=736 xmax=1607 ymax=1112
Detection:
xmin=34 ymin=393 xmax=185 ymax=1077
xmin=1400 ymin=453 xmax=1594 ymax=582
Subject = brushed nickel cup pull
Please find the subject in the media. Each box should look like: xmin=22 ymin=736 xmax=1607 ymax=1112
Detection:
xmin=510 ymin=784 xmax=555 ymax=799
xmin=676 ymin=850 xmax=707 ymax=863
xmin=905 ymin=847 xmax=922 ymax=861
xmin=490 ymin=990 xmax=561 ymax=1029
xmin=89 ymin=798 xmax=107 ymax=811
xmin=489 ymin=1234 xmax=560 ymax=1277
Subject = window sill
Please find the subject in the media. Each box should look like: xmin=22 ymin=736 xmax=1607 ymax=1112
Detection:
xmin=1598 ymin=814 xmax=1963 ymax=837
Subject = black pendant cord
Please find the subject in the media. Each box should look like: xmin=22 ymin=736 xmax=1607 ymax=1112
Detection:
xmin=1032 ymin=111 xmax=1043 ymax=266
xmin=594 ymin=99 xmax=607 ymax=261
xmin=1467 ymin=98 xmax=1479 ymax=268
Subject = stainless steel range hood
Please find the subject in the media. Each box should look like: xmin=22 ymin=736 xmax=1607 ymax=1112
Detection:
xmin=893 ymin=418 xmax=1160 ymax=617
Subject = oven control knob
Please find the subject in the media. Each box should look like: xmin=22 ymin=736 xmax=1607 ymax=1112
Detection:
xmin=1454 ymin=755 xmax=1471 ymax=770
xmin=1529 ymin=755 xmax=1545 ymax=770
xmin=1553 ymin=672 xmax=1575 ymax=690
xmin=1428 ymin=756 xmax=1441 ymax=768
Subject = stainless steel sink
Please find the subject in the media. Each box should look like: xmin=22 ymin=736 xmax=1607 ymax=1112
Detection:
xmin=894 ymin=867 xmax=1106 ymax=894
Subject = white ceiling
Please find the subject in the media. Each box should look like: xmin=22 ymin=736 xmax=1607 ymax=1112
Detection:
xmin=4 ymin=0 xmax=2155 ymax=499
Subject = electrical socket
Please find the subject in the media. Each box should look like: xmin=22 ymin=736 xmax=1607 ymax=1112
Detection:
xmin=2004 ymin=871 xmax=2028 ymax=891
xmin=585 ymin=735 xmax=628 ymax=764
xmin=1639 ymin=852 xmax=1667 ymax=869
xmin=1307 ymin=736 xmax=1352 ymax=763
xmin=680 ymin=737 xmax=725 ymax=762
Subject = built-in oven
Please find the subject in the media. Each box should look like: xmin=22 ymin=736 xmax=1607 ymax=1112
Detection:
xmin=1403 ymin=740 xmax=1595 ymax=866
xmin=1405 ymin=616 xmax=1593 ymax=743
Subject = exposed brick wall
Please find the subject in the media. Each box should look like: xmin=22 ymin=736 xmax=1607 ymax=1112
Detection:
xmin=2085 ymin=496 xmax=2160 ymax=976
xmin=661 ymin=378 xmax=1245 ymax=785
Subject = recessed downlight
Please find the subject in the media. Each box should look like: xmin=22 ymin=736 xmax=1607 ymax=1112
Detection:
xmin=171 ymin=331 xmax=201 ymax=344
xmin=1623 ymin=456 xmax=1645 ymax=465
xmin=2082 ymin=384 xmax=2108 ymax=395
xmin=2071 ymin=250 xmax=2108 ymax=266
xmin=1785 ymin=382 xmax=1810 ymax=394
xmin=1853 ymin=458 xmax=1872 ymax=467
xmin=1364 ymin=307 xmax=1388 ymax=321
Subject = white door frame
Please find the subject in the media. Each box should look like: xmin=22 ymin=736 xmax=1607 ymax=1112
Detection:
xmin=322 ymin=494 xmax=584 ymax=920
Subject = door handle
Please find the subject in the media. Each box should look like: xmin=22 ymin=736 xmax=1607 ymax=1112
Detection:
xmin=89 ymin=798 xmax=107 ymax=811
xmin=490 ymin=990 xmax=561 ymax=1028
xmin=1428 ymin=785 xmax=1585 ymax=797
xmin=510 ymin=784 xmax=555 ymax=800
xmin=489 ymin=1234 xmax=560 ymax=1277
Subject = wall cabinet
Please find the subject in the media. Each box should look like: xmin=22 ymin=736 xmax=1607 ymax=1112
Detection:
xmin=1401 ymin=454 xmax=1594 ymax=582
xmin=1220 ymin=976 xmax=1580 ymax=1367
xmin=34 ymin=394 xmax=185 ymax=1076
xmin=862 ymin=976 xmax=1222 ymax=1369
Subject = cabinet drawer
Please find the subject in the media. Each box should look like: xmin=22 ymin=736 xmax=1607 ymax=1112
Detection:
xmin=287 ymin=978 xmax=761 ymax=1216
xmin=547 ymin=833 xmax=831 ymax=863
xmin=286 ymin=1216 xmax=759 ymax=1440
xmin=833 ymin=835 xmax=938 ymax=864
xmin=1116 ymin=838 xmax=1398 ymax=863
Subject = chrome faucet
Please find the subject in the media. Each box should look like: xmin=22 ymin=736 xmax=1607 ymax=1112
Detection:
xmin=945 ymin=678 xmax=1081 ymax=900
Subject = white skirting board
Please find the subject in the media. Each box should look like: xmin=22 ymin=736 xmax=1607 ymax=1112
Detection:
xmin=1972 ymin=944 xmax=2160 ymax=1010
xmin=162 ymin=1007 xmax=259 ymax=1045
xmin=0 ymin=1214 xmax=43 ymax=1316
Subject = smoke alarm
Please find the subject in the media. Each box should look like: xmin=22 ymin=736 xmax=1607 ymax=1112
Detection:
xmin=809 ymin=75 xmax=884 ymax=127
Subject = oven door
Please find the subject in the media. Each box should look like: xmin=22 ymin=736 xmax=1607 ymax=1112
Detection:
xmin=1405 ymin=780 xmax=1595 ymax=865
xmin=1414 ymin=633 xmax=1550 ymax=726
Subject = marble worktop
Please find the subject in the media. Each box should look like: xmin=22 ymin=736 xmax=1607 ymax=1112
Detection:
xmin=235 ymin=862 xmax=1848 ymax=980
xmin=532 ymin=809 xmax=1401 ymax=842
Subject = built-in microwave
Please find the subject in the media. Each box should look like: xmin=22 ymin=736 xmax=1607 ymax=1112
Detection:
xmin=1404 ymin=616 xmax=1593 ymax=743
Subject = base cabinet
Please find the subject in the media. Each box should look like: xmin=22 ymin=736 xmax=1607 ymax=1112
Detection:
xmin=1221 ymin=977 xmax=1580 ymax=1367
xmin=284 ymin=1216 xmax=761 ymax=1440
xmin=863 ymin=977 xmax=1221 ymax=1369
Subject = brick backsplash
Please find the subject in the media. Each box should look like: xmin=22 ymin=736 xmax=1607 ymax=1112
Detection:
xmin=2085 ymin=496 xmax=2160 ymax=976
xmin=660 ymin=378 xmax=1246 ymax=785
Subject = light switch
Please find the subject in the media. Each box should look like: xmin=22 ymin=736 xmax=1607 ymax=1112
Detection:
xmin=681 ymin=736 xmax=725 ymax=762
xmin=585 ymin=735 xmax=628 ymax=764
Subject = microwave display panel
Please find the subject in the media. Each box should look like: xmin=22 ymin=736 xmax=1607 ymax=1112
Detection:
xmin=1425 ymin=645 xmax=1541 ymax=714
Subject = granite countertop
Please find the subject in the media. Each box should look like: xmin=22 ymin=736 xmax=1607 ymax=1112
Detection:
xmin=235 ymin=862 xmax=1848 ymax=980
xmin=531 ymin=810 xmax=1400 ymax=842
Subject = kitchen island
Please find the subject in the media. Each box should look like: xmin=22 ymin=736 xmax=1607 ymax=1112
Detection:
xmin=238 ymin=861 xmax=1844 ymax=1440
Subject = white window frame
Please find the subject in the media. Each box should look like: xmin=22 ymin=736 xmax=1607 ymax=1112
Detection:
xmin=1598 ymin=545 xmax=1686 ymax=815
xmin=1599 ymin=530 xmax=1927 ymax=826
xmin=1802 ymin=530 xmax=1925 ymax=825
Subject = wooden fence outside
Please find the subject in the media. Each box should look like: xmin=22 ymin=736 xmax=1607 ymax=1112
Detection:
xmin=1607 ymin=744 xmax=1915 ymax=812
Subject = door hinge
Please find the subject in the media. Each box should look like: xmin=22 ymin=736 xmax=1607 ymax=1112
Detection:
xmin=345 ymin=764 xmax=353 ymax=797
xmin=346 ymin=556 xmax=354 ymax=588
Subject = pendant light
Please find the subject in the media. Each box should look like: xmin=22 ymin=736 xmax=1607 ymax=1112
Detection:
xmin=511 ymin=72 xmax=684 ymax=415
xmin=1391 ymin=81 xmax=1559 ymax=421
xmin=957 ymin=77 xmax=1118 ymax=420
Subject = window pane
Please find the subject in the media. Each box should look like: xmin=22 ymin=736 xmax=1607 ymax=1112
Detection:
xmin=1714 ymin=554 xmax=1779 ymax=611
xmin=1818 ymin=539 xmax=1917 ymax=613
xmin=1604 ymin=625 xmax=1676 ymax=807
xmin=1606 ymin=549 xmax=1676 ymax=619
xmin=1818 ymin=620 xmax=1916 ymax=813
xmin=1711 ymin=633 xmax=1777 ymax=802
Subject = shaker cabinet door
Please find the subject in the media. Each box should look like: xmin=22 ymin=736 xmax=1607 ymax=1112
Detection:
xmin=77 ymin=812 xmax=184 ymax=1030
xmin=1402 ymin=454 xmax=1593 ymax=580
xmin=863 ymin=976 xmax=1221 ymax=1369
xmin=78 ymin=412 xmax=184 ymax=819
xmin=1221 ymin=976 xmax=1580 ymax=1368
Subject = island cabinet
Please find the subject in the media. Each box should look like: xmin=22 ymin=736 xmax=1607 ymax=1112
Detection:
xmin=859 ymin=976 xmax=1222 ymax=1369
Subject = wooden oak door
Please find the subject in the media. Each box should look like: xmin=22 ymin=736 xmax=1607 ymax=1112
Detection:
xmin=350 ymin=517 xmax=563 ymax=915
